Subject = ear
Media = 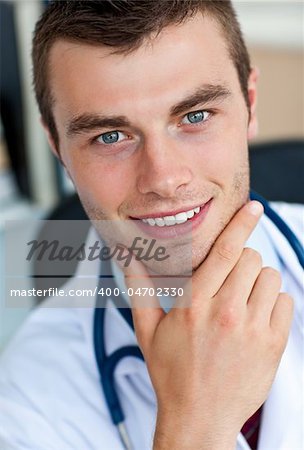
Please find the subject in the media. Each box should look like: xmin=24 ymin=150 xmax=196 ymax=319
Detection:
xmin=247 ymin=67 xmax=259 ymax=141
xmin=40 ymin=117 xmax=61 ymax=160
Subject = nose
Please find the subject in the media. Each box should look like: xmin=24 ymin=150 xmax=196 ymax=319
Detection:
xmin=136 ymin=135 xmax=193 ymax=198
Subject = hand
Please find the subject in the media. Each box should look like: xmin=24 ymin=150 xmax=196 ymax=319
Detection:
xmin=120 ymin=201 xmax=294 ymax=449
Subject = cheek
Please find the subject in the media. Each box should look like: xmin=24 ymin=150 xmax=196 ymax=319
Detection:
xmin=65 ymin=154 xmax=135 ymax=215
xmin=188 ymin=136 xmax=248 ymax=185
xmin=181 ymin=107 xmax=249 ymax=183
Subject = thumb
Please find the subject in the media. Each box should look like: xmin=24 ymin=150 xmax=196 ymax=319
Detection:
xmin=113 ymin=247 xmax=165 ymax=354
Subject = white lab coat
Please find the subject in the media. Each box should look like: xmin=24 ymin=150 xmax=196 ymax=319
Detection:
xmin=0 ymin=202 xmax=303 ymax=450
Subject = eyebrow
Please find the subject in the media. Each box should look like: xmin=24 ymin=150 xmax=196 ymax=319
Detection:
xmin=169 ymin=84 xmax=231 ymax=116
xmin=66 ymin=84 xmax=231 ymax=137
xmin=66 ymin=115 xmax=131 ymax=137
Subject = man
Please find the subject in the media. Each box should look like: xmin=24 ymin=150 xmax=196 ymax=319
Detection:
xmin=0 ymin=1 xmax=303 ymax=449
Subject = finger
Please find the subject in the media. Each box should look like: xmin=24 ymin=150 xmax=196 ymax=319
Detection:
xmin=113 ymin=248 xmax=165 ymax=353
xmin=270 ymin=293 xmax=294 ymax=342
xmin=192 ymin=200 xmax=263 ymax=300
xmin=248 ymin=267 xmax=282 ymax=322
xmin=215 ymin=248 xmax=262 ymax=309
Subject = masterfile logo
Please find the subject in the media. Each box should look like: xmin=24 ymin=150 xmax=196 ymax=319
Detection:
xmin=4 ymin=219 xmax=192 ymax=309
xmin=26 ymin=237 xmax=170 ymax=268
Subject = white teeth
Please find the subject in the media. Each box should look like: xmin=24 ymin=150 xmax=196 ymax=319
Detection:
xmin=186 ymin=210 xmax=195 ymax=219
xmin=141 ymin=205 xmax=202 ymax=227
xmin=175 ymin=212 xmax=188 ymax=224
xmin=164 ymin=216 xmax=175 ymax=226
xmin=155 ymin=218 xmax=165 ymax=227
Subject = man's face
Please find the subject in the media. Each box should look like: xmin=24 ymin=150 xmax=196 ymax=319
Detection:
xmin=47 ymin=14 xmax=257 ymax=273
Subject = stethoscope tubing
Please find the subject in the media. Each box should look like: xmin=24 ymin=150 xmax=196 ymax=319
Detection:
xmin=93 ymin=273 xmax=144 ymax=449
xmin=250 ymin=191 xmax=304 ymax=268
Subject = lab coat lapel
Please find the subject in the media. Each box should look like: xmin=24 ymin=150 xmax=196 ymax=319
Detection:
xmin=258 ymin=334 xmax=303 ymax=449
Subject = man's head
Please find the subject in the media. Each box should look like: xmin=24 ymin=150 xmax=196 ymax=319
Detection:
xmin=33 ymin=0 xmax=252 ymax=151
xmin=32 ymin=0 xmax=258 ymax=273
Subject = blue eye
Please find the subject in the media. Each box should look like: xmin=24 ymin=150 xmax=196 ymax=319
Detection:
xmin=182 ymin=110 xmax=210 ymax=125
xmin=98 ymin=131 xmax=126 ymax=144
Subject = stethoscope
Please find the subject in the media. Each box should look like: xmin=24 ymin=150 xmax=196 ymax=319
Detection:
xmin=93 ymin=191 xmax=304 ymax=450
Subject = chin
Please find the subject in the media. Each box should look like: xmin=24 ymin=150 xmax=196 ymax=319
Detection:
xmin=191 ymin=238 xmax=215 ymax=272
xmin=191 ymin=194 xmax=249 ymax=272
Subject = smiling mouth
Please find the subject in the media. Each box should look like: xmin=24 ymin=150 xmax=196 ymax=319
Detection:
xmin=130 ymin=202 xmax=209 ymax=227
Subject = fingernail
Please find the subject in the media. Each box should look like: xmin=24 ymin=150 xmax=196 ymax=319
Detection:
xmin=247 ymin=200 xmax=263 ymax=216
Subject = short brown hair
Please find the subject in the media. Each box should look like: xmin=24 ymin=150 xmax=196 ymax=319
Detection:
xmin=32 ymin=0 xmax=251 ymax=150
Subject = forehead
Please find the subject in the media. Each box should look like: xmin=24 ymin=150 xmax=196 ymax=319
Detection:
xmin=49 ymin=14 xmax=239 ymax=119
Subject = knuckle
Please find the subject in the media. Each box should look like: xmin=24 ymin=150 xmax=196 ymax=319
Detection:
xmin=182 ymin=301 xmax=200 ymax=327
xmin=243 ymin=248 xmax=262 ymax=266
xmin=262 ymin=267 xmax=282 ymax=284
xmin=215 ymin=240 xmax=237 ymax=262
xmin=247 ymin=320 xmax=262 ymax=338
xmin=214 ymin=305 xmax=239 ymax=330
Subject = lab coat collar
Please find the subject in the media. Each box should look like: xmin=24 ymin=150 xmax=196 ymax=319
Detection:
xmin=258 ymin=205 xmax=303 ymax=343
xmin=259 ymin=204 xmax=303 ymax=289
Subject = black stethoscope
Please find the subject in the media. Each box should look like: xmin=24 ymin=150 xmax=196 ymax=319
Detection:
xmin=93 ymin=191 xmax=304 ymax=450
